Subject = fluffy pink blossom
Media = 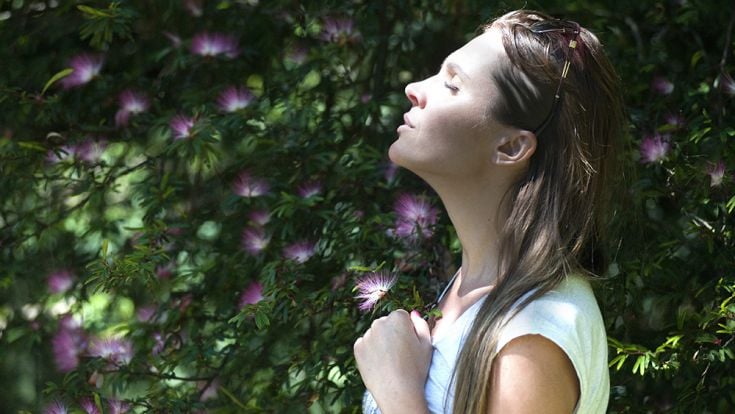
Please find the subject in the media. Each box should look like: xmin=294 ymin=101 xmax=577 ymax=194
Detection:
xmin=60 ymin=53 xmax=104 ymax=89
xmin=391 ymin=193 xmax=439 ymax=241
xmin=89 ymin=337 xmax=134 ymax=366
xmin=297 ymin=180 xmax=322 ymax=198
xmin=241 ymin=226 xmax=270 ymax=255
xmin=718 ymin=72 xmax=735 ymax=96
xmin=248 ymin=208 xmax=271 ymax=226
xmin=115 ymin=90 xmax=150 ymax=127
xmin=651 ymin=76 xmax=674 ymax=95
xmin=239 ymin=281 xmax=263 ymax=308
xmin=706 ymin=161 xmax=726 ymax=187
xmin=232 ymin=171 xmax=270 ymax=197
xmin=640 ymin=133 xmax=670 ymax=164
xmin=321 ymin=16 xmax=360 ymax=44
xmin=108 ymin=399 xmax=130 ymax=414
xmin=283 ymin=240 xmax=316 ymax=263
xmin=44 ymin=400 xmax=68 ymax=414
xmin=170 ymin=114 xmax=196 ymax=140
xmin=191 ymin=32 xmax=239 ymax=58
xmin=217 ymin=86 xmax=254 ymax=112
xmin=664 ymin=113 xmax=685 ymax=129
xmin=47 ymin=270 xmax=74 ymax=294
xmin=75 ymin=139 xmax=106 ymax=163
xmin=79 ymin=397 xmax=101 ymax=414
xmin=383 ymin=161 xmax=399 ymax=184
xmin=52 ymin=321 xmax=86 ymax=372
xmin=354 ymin=270 xmax=398 ymax=312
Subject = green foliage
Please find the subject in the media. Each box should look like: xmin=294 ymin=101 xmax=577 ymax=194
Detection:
xmin=0 ymin=0 xmax=733 ymax=413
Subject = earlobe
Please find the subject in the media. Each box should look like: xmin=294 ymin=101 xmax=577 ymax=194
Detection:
xmin=494 ymin=131 xmax=537 ymax=165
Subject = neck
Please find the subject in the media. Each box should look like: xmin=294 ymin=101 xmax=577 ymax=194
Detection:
xmin=419 ymin=171 xmax=512 ymax=296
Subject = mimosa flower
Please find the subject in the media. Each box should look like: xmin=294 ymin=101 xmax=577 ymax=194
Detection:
xmin=44 ymin=400 xmax=68 ymax=414
xmin=108 ymin=399 xmax=130 ymax=414
xmin=232 ymin=171 xmax=270 ymax=197
xmin=383 ymin=161 xmax=398 ymax=184
xmin=239 ymin=281 xmax=263 ymax=308
xmin=718 ymin=72 xmax=735 ymax=96
xmin=354 ymin=270 xmax=398 ymax=312
xmin=89 ymin=337 xmax=134 ymax=366
xmin=79 ymin=397 xmax=101 ymax=414
xmin=248 ymin=208 xmax=271 ymax=226
xmin=115 ymin=90 xmax=150 ymax=127
xmin=651 ymin=76 xmax=674 ymax=95
xmin=706 ymin=161 xmax=726 ymax=187
xmin=241 ymin=226 xmax=270 ymax=255
xmin=191 ymin=32 xmax=239 ymax=58
xmin=392 ymin=193 xmax=439 ymax=241
xmin=52 ymin=317 xmax=86 ymax=372
xmin=297 ymin=180 xmax=322 ymax=198
xmin=60 ymin=53 xmax=104 ymax=89
xmin=640 ymin=133 xmax=670 ymax=164
xmin=217 ymin=86 xmax=254 ymax=112
xmin=75 ymin=139 xmax=106 ymax=163
xmin=664 ymin=113 xmax=685 ymax=129
xmin=170 ymin=114 xmax=196 ymax=140
xmin=283 ymin=240 xmax=316 ymax=263
xmin=321 ymin=16 xmax=360 ymax=44
xmin=47 ymin=270 xmax=74 ymax=294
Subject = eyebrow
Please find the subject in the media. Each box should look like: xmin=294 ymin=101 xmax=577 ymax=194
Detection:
xmin=441 ymin=59 xmax=470 ymax=80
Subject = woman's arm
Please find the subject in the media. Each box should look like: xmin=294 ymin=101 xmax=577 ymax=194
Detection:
xmin=354 ymin=310 xmax=433 ymax=414
xmin=487 ymin=334 xmax=580 ymax=413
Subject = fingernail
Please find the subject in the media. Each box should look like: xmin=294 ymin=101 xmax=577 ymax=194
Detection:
xmin=411 ymin=310 xmax=421 ymax=318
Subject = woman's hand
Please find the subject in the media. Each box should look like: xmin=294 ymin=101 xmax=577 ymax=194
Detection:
xmin=354 ymin=309 xmax=433 ymax=414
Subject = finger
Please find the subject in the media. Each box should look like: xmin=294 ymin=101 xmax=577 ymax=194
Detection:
xmin=410 ymin=310 xmax=431 ymax=343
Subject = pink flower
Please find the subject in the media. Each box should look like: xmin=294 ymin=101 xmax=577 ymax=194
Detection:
xmin=392 ymin=193 xmax=439 ymax=241
xmin=321 ymin=16 xmax=360 ymax=44
xmin=115 ymin=90 xmax=150 ymax=127
xmin=60 ymin=53 xmax=104 ymax=89
xmin=232 ymin=171 xmax=270 ymax=197
xmin=47 ymin=270 xmax=74 ymax=294
xmin=354 ymin=270 xmax=398 ymax=312
xmin=79 ymin=398 xmax=101 ymax=414
xmin=664 ymin=113 xmax=685 ymax=129
xmin=136 ymin=305 xmax=156 ymax=322
xmin=706 ymin=161 xmax=726 ymax=187
xmin=52 ymin=316 xmax=86 ymax=372
xmin=75 ymin=138 xmax=106 ymax=163
xmin=718 ymin=72 xmax=735 ymax=96
xmin=44 ymin=400 xmax=68 ymax=414
xmin=89 ymin=337 xmax=134 ymax=366
xmin=296 ymin=180 xmax=322 ymax=198
xmin=283 ymin=240 xmax=316 ymax=263
xmin=108 ymin=399 xmax=130 ymax=414
xmin=651 ymin=76 xmax=674 ymax=95
xmin=249 ymin=209 xmax=271 ymax=226
xmin=170 ymin=114 xmax=196 ymax=140
xmin=217 ymin=86 xmax=254 ymax=112
xmin=241 ymin=226 xmax=270 ymax=255
xmin=239 ymin=281 xmax=263 ymax=308
xmin=191 ymin=32 xmax=239 ymax=58
xmin=640 ymin=133 xmax=670 ymax=164
xmin=79 ymin=397 xmax=101 ymax=414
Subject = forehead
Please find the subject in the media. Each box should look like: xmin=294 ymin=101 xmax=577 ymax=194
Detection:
xmin=446 ymin=28 xmax=506 ymax=79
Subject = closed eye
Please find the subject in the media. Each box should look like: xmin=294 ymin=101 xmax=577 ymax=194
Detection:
xmin=444 ymin=81 xmax=459 ymax=93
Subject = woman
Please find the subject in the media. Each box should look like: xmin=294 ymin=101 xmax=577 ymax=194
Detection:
xmin=354 ymin=9 xmax=623 ymax=414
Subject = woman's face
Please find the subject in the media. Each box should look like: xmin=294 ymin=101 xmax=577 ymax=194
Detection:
xmin=389 ymin=28 xmax=511 ymax=180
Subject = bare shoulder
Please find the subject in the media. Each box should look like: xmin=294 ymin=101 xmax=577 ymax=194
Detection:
xmin=487 ymin=334 xmax=580 ymax=414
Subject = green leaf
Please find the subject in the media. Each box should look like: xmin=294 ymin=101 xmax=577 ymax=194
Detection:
xmin=41 ymin=68 xmax=73 ymax=95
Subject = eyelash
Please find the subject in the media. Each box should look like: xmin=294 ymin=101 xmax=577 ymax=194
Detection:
xmin=444 ymin=81 xmax=459 ymax=93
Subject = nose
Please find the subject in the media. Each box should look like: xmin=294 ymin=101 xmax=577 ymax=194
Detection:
xmin=405 ymin=81 xmax=426 ymax=108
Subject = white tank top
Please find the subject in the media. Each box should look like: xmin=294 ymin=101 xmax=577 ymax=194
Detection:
xmin=362 ymin=270 xmax=609 ymax=413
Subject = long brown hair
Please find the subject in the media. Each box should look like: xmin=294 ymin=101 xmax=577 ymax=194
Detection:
xmin=451 ymin=10 xmax=624 ymax=413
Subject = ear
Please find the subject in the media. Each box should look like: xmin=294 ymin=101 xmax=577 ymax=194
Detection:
xmin=493 ymin=130 xmax=537 ymax=166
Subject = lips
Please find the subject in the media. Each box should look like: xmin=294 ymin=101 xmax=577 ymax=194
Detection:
xmin=403 ymin=113 xmax=414 ymax=128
